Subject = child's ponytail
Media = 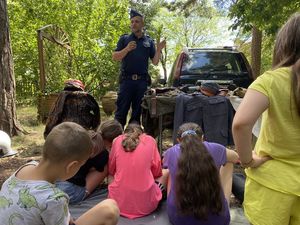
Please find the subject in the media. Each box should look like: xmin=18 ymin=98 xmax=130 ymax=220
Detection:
xmin=122 ymin=123 xmax=143 ymax=152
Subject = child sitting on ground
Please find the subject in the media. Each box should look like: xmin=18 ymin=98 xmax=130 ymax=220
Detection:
xmin=108 ymin=123 xmax=168 ymax=219
xmin=56 ymin=120 xmax=123 ymax=204
xmin=163 ymin=122 xmax=238 ymax=225
xmin=56 ymin=128 xmax=108 ymax=204
xmin=0 ymin=122 xmax=119 ymax=225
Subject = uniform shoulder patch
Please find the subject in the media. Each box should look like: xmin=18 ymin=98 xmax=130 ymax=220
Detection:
xmin=145 ymin=34 xmax=153 ymax=39
xmin=146 ymin=35 xmax=155 ymax=43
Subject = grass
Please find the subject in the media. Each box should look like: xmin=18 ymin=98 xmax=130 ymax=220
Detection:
xmin=11 ymin=103 xmax=112 ymax=156
xmin=12 ymin=106 xmax=45 ymax=157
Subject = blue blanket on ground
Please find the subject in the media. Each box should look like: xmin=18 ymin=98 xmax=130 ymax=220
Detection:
xmin=69 ymin=189 xmax=171 ymax=225
xmin=69 ymin=189 xmax=249 ymax=225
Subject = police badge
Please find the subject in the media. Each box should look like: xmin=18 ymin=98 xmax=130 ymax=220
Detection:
xmin=143 ymin=40 xmax=150 ymax=48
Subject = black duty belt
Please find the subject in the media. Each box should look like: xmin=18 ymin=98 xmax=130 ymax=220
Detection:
xmin=122 ymin=73 xmax=146 ymax=80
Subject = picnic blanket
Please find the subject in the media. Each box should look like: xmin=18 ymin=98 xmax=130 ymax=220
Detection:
xmin=69 ymin=188 xmax=249 ymax=225
xmin=69 ymin=188 xmax=171 ymax=225
xmin=69 ymin=189 xmax=249 ymax=225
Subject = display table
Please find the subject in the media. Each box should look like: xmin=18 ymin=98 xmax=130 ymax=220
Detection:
xmin=142 ymin=92 xmax=262 ymax=152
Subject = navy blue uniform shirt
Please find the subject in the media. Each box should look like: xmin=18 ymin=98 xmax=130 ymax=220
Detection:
xmin=115 ymin=33 xmax=156 ymax=75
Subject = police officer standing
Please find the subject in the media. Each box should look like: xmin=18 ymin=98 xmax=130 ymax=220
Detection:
xmin=113 ymin=9 xmax=166 ymax=127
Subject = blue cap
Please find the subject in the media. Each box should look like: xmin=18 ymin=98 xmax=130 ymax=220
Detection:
xmin=130 ymin=9 xmax=143 ymax=19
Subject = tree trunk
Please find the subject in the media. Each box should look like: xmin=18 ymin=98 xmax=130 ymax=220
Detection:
xmin=251 ymin=26 xmax=262 ymax=79
xmin=161 ymin=46 xmax=167 ymax=81
xmin=0 ymin=0 xmax=22 ymax=136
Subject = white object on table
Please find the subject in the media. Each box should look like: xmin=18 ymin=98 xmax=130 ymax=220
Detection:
xmin=229 ymin=96 xmax=261 ymax=138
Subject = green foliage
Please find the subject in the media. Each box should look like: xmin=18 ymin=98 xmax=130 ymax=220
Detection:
xmin=13 ymin=0 xmax=291 ymax=100
xmin=229 ymin=0 xmax=300 ymax=34
xmin=152 ymin=5 xmax=233 ymax=69
xmin=235 ymin=34 xmax=274 ymax=74
xmin=260 ymin=36 xmax=274 ymax=73
xmin=8 ymin=0 xmax=129 ymax=101
xmin=228 ymin=0 xmax=299 ymax=75
xmin=166 ymin=0 xmax=213 ymax=18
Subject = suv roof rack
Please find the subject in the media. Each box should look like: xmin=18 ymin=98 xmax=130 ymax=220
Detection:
xmin=186 ymin=46 xmax=237 ymax=52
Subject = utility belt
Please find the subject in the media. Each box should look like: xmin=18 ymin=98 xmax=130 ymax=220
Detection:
xmin=121 ymin=72 xmax=147 ymax=81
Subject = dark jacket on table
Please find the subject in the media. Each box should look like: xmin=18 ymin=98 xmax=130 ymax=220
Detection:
xmin=173 ymin=93 xmax=234 ymax=146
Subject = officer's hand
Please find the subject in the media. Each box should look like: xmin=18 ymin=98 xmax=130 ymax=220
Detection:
xmin=157 ymin=39 xmax=166 ymax=50
xmin=126 ymin=41 xmax=137 ymax=52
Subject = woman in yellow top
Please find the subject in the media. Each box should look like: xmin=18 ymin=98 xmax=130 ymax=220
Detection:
xmin=233 ymin=13 xmax=300 ymax=225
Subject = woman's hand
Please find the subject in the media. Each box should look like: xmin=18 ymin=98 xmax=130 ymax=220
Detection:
xmin=242 ymin=151 xmax=272 ymax=168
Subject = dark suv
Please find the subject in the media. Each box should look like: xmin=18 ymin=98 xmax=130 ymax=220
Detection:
xmin=168 ymin=47 xmax=253 ymax=88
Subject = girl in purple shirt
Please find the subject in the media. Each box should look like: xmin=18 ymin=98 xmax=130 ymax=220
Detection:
xmin=163 ymin=122 xmax=238 ymax=225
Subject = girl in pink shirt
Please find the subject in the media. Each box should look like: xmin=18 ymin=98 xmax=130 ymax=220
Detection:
xmin=108 ymin=123 xmax=167 ymax=219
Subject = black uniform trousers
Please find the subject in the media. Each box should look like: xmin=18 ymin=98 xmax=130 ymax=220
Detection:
xmin=115 ymin=78 xmax=147 ymax=127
